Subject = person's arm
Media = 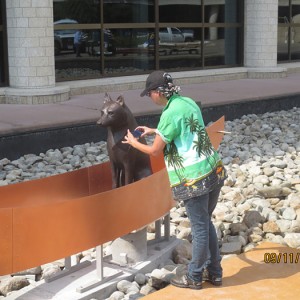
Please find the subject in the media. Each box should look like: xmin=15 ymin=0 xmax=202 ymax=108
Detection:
xmin=123 ymin=129 xmax=166 ymax=157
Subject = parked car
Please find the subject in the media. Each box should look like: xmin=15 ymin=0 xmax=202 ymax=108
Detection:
xmin=54 ymin=19 xmax=87 ymax=55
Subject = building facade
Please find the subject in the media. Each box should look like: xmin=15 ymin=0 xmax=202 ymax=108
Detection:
xmin=0 ymin=0 xmax=299 ymax=104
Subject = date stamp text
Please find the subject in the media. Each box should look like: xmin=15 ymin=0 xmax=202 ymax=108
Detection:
xmin=264 ymin=252 xmax=300 ymax=263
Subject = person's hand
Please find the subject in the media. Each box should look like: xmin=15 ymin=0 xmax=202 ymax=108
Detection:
xmin=122 ymin=129 xmax=137 ymax=146
xmin=135 ymin=126 xmax=155 ymax=138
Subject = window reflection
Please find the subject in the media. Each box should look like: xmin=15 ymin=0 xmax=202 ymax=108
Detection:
xmin=0 ymin=31 xmax=4 ymax=85
xmin=53 ymin=0 xmax=243 ymax=81
xmin=291 ymin=0 xmax=300 ymax=59
xmin=0 ymin=0 xmax=5 ymax=86
xmin=87 ymin=29 xmax=116 ymax=56
xmin=204 ymin=0 xmax=239 ymax=23
xmin=55 ymin=28 xmax=157 ymax=81
xmin=204 ymin=25 xmax=224 ymax=66
xmin=53 ymin=0 xmax=100 ymax=24
xmin=204 ymin=27 xmax=240 ymax=67
xmin=159 ymin=0 xmax=201 ymax=23
xmin=0 ymin=2 xmax=2 ymax=24
xmin=278 ymin=0 xmax=290 ymax=61
xmin=54 ymin=19 xmax=80 ymax=55
xmin=158 ymin=27 xmax=201 ymax=71
xmin=278 ymin=0 xmax=300 ymax=61
xmin=104 ymin=28 xmax=155 ymax=74
xmin=104 ymin=1 xmax=154 ymax=23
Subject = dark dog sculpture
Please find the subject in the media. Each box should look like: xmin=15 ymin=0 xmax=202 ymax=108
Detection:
xmin=97 ymin=93 xmax=152 ymax=188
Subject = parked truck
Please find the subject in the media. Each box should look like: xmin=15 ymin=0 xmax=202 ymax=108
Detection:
xmin=159 ymin=27 xmax=194 ymax=43
xmin=158 ymin=28 xmax=199 ymax=55
xmin=135 ymin=27 xmax=199 ymax=56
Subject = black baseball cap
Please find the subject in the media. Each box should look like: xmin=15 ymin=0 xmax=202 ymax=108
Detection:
xmin=140 ymin=71 xmax=173 ymax=97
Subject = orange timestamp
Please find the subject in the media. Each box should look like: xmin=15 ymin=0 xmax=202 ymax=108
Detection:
xmin=264 ymin=252 xmax=300 ymax=263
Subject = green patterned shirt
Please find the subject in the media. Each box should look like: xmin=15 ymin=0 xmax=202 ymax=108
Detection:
xmin=156 ymin=94 xmax=226 ymax=200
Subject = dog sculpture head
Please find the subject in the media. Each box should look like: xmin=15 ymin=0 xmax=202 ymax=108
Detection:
xmin=97 ymin=93 xmax=131 ymax=129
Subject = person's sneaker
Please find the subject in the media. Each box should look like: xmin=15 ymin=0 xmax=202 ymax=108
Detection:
xmin=202 ymin=270 xmax=222 ymax=286
xmin=170 ymin=274 xmax=202 ymax=290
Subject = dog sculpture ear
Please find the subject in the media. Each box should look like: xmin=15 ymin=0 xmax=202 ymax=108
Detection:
xmin=104 ymin=92 xmax=112 ymax=103
xmin=115 ymin=95 xmax=125 ymax=106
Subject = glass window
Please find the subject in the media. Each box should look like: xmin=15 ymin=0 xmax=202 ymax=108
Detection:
xmin=203 ymin=1 xmax=242 ymax=68
xmin=104 ymin=1 xmax=154 ymax=23
xmin=55 ymin=29 xmax=104 ymax=81
xmin=292 ymin=0 xmax=300 ymax=16
xmin=291 ymin=0 xmax=300 ymax=59
xmin=205 ymin=2 xmax=222 ymax=23
xmin=278 ymin=0 xmax=300 ymax=62
xmin=0 ymin=0 xmax=7 ymax=87
xmin=104 ymin=28 xmax=155 ymax=75
xmin=54 ymin=0 xmax=243 ymax=81
xmin=54 ymin=0 xmax=101 ymax=81
xmin=159 ymin=0 xmax=202 ymax=23
xmin=158 ymin=26 xmax=202 ymax=71
xmin=0 ymin=31 xmax=4 ymax=85
xmin=278 ymin=0 xmax=290 ymax=61
xmin=53 ymin=0 xmax=101 ymax=24
xmin=204 ymin=0 xmax=240 ymax=24
xmin=204 ymin=27 xmax=241 ymax=67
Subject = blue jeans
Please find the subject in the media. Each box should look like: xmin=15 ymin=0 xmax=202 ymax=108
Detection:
xmin=184 ymin=184 xmax=223 ymax=282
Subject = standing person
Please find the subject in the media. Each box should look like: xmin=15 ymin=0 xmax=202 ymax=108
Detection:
xmin=74 ymin=30 xmax=83 ymax=57
xmin=122 ymin=71 xmax=227 ymax=290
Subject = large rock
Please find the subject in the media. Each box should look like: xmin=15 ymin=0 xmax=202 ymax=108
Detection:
xmin=257 ymin=187 xmax=284 ymax=198
xmin=0 ymin=277 xmax=30 ymax=296
xmin=148 ymin=269 xmax=172 ymax=290
xmin=284 ymin=233 xmax=300 ymax=248
xmin=172 ymin=239 xmax=192 ymax=263
xmin=220 ymin=242 xmax=242 ymax=255
xmin=223 ymin=190 xmax=244 ymax=204
xmin=230 ymin=222 xmax=248 ymax=235
xmin=117 ymin=280 xmax=136 ymax=294
xmin=282 ymin=207 xmax=297 ymax=220
xmin=41 ymin=264 xmax=61 ymax=281
xmin=140 ymin=284 xmax=157 ymax=295
xmin=242 ymin=210 xmax=264 ymax=228
xmin=263 ymin=221 xmax=280 ymax=233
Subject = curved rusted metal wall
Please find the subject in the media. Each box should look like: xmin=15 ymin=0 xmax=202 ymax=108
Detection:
xmin=0 ymin=155 xmax=174 ymax=275
xmin=0 ymin=116 xmax=224 ymax=276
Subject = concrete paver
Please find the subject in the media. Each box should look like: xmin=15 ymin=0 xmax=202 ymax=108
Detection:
xmin=1 ymin=72 xmax=300 ymax=136
xmin=144 ymin=242 xmax=300 ymax=300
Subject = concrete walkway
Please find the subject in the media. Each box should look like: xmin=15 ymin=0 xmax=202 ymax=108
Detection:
xmin=143 ymin=242 xmax=300 ymax=300
xmin=1 ymin=72 xmax=300 ymax=136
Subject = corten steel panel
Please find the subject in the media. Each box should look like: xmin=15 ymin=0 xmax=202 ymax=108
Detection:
xmin=0 ymin=209 xmax=13 ymax=275
xmin=206 ymin=116 xmax=225 ymax=150
xmin=88 ymin=162 xmax=112 ymax=195
xmin=87 ymin=155 xmax=164 ymax=195
xmin=0 ymin=167 xmax=90 ymax=208
xmin=0 ymin=119 xmax=223 ymax=275
xmin=150 ymin=153 xmax=166 ymax=173
xmin=12 ymin=168 xmax=174 ymax=273
xmin=0 ymin=153 xmax=168 ymax=275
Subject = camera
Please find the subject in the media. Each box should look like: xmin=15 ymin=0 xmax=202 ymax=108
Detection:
xmin=131 ymin=129 xmax=143 ymax=138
